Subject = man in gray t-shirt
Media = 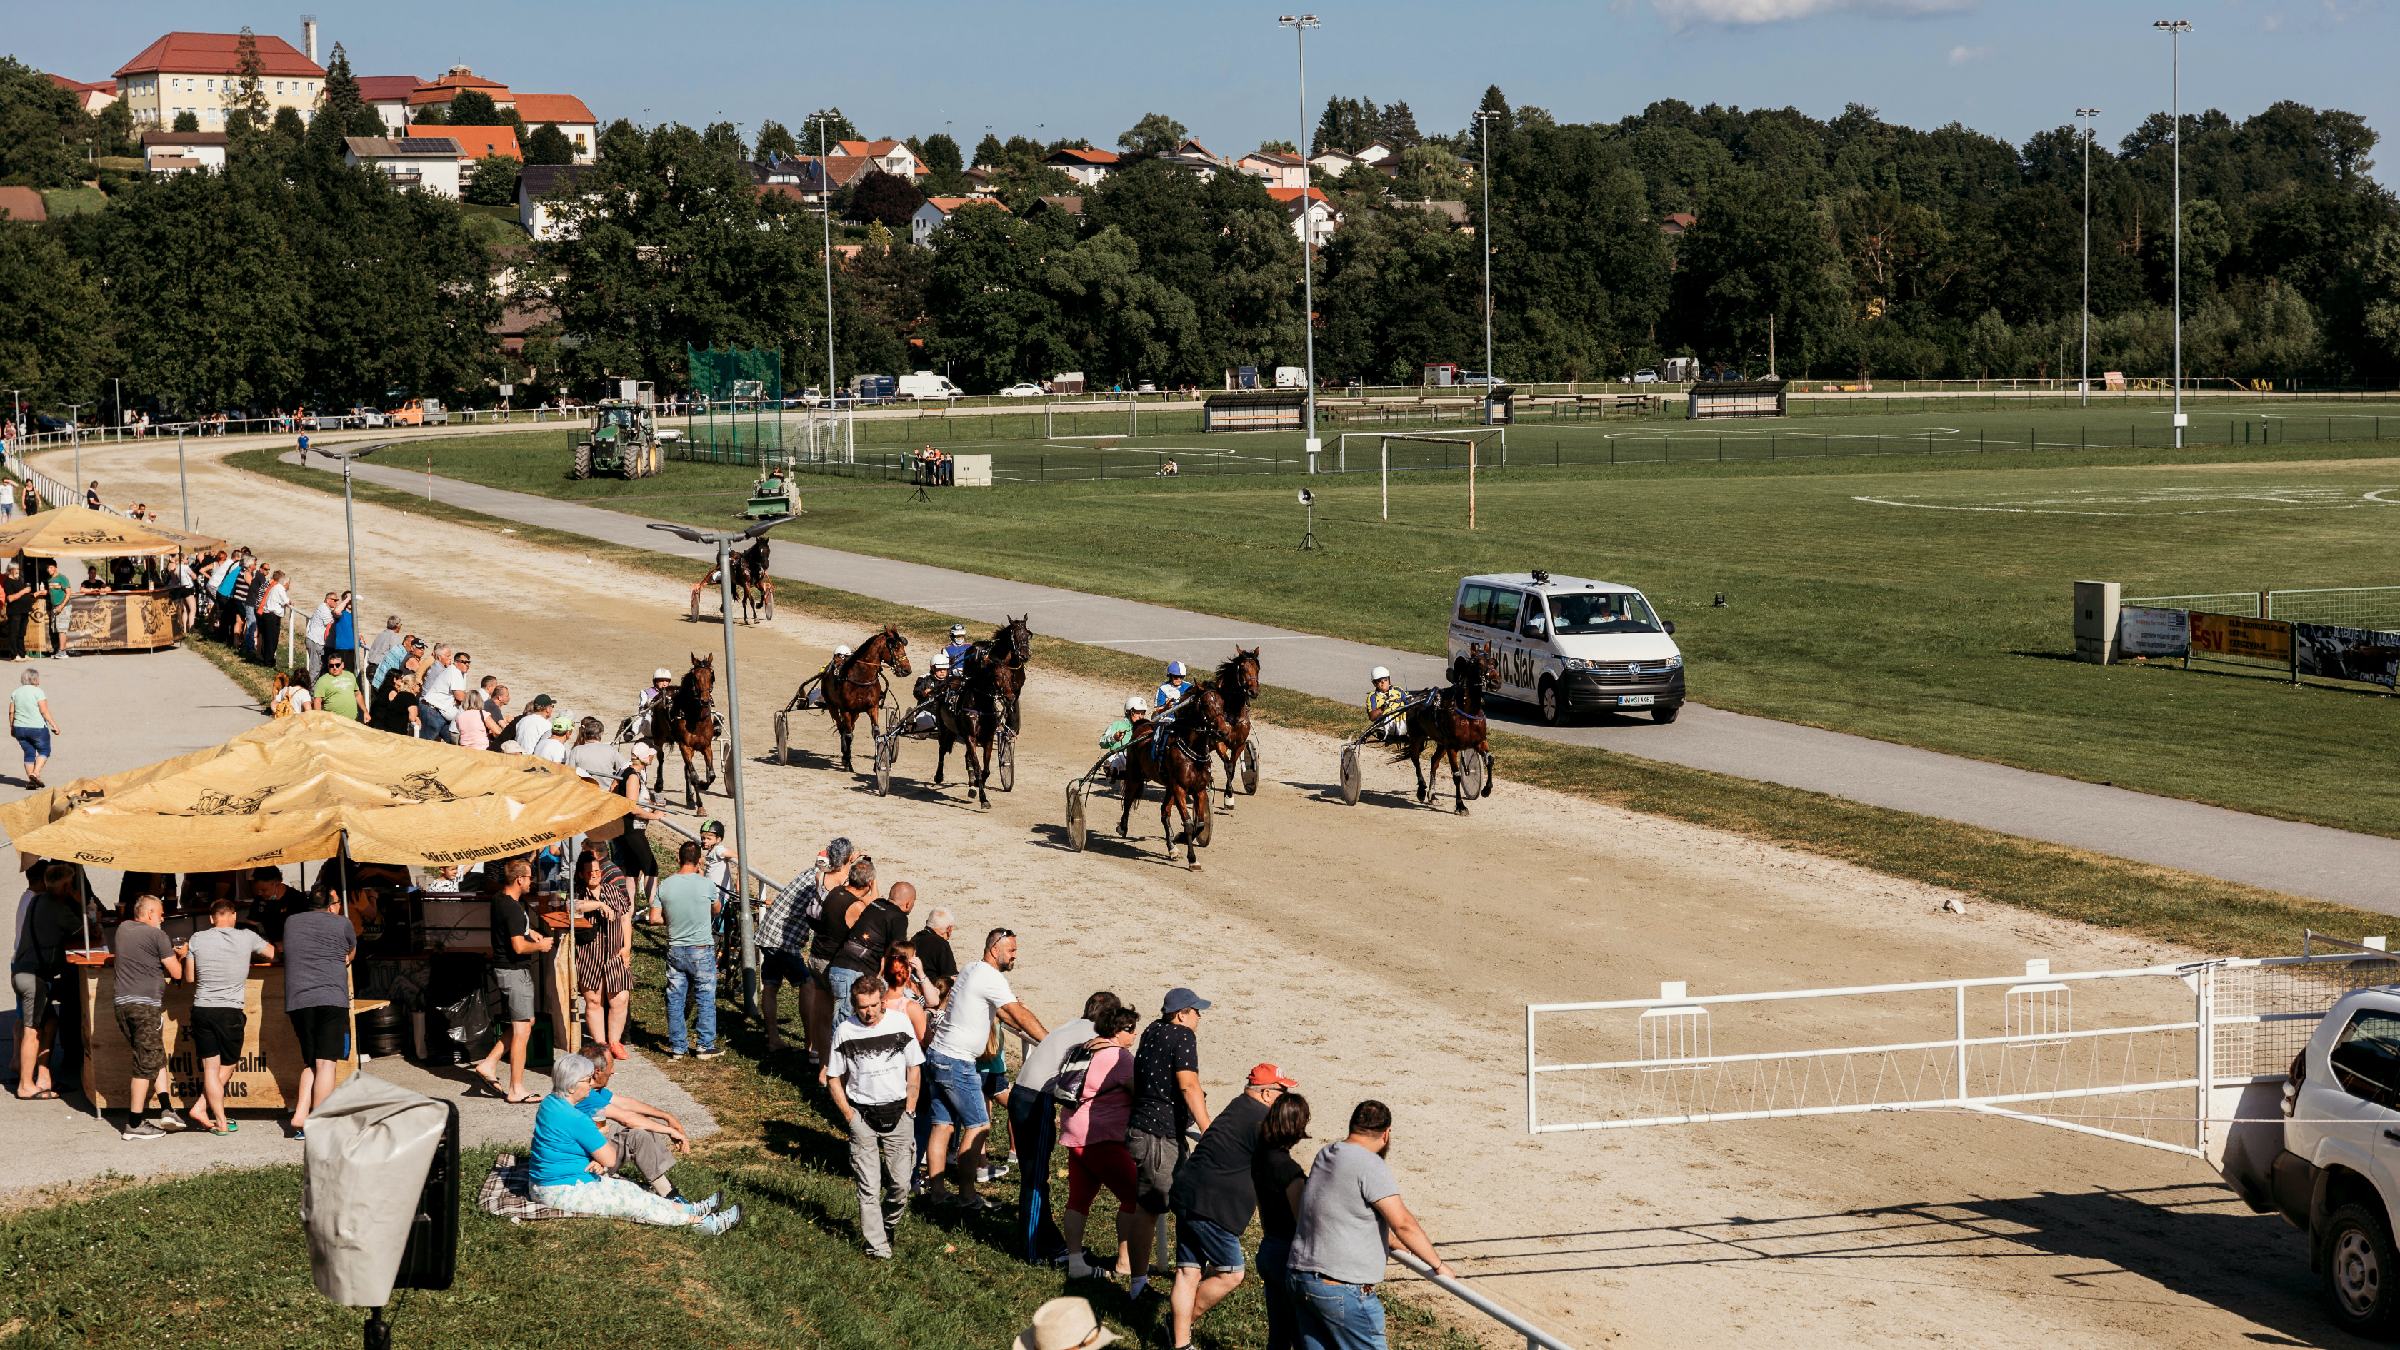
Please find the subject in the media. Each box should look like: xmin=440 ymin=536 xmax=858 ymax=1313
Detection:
xmin=186 ymin=901 xmax=274 ymax=1134
xmin=1288 ymin=1100 xmax=1453 ymax=1347
xmin=109 ymin=896 xmax=188 ymax=1139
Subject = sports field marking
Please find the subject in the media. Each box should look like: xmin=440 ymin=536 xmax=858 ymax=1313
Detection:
xmin=1853 ymin=485 xmax=2400 ymax=517
xmin=1596 ymin=426 xmax=1964 ymax=441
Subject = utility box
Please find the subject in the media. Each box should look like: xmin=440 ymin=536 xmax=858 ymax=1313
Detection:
xmin=2073 ymin=580 xmax=2121 ymax=664
xmin=951 ymin=454 xmax=993 ymax=487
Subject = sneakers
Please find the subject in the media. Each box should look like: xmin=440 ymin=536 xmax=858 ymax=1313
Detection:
xmin=696 ymin=1204 xmax=742 ymax=1236
xmin=694 ymin=1046 xmax=724 ymax=1061
xmin=688 ymin=1191 xmax=723 ymax=1216
xmin=153 ymin=1109 xmax=191 ymax=1134
xmin=665 ymin=1048 xmax=690 ymax=1060
xmin=977 ymin=1163 xmax=1009 ymax=1183
xmin=121 ymin=1121 xmax=165 ymax=1141
xmin=1065 ymin=1253 xmax=1099 ymax=1280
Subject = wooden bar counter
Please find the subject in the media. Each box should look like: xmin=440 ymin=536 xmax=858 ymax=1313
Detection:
xmin=71 ymin=952 xmax=381 ymax=1113
xmin=60 ymin=588 xmax=184 ymax=654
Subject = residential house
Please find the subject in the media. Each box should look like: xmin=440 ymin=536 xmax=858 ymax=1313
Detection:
xmin=431 ymin=124 xmax=523 ymax=164
xmin=1044 ymin=146 xmax=1119 ymax=188
xmin=828 ymin=138 xmax=921 ymax=180
xmin=356 ymin=75 xmax=421 ymax=135
xmin=1266 ymin=185 xmax=1339 ymax=244
xmin=1236 ymin=149 xmax=1309 ymax=191
xmin=0 ymin=187 xmax=48 ymax=224
xmin=1026 ymin=194 xmax=1084 ymax=222
xmin=514 ymin=93 xmax=600 ymax=163
xmin=1156 ymin=138 xmax=1223 ymax=179
xmin=407 ymin=66 xmax=513 ymax=118
xmin=46 ymin=74 xmax=119 ymax=114
xmin=344 ymin=136 xmax=465 ymax=198
xmin=763 ymin=154 xmax=882 ymax=203
xmin=518 ymin=163 xmax=593 ymax=241
xmin=1308 ymin=148 xmax=1358 ymax=178
xmin=912 ymin=195 xmax=1009 ymax=248
xmin=140 ymin=129 xmax=229 ymax=175
xmin=1353 ymin=142 xmax=1394 ymax=166
xmin=1660 ymin=211 xmax=1696 ymax=238
xmin=114 ymin=30 xmax=324 ymax=129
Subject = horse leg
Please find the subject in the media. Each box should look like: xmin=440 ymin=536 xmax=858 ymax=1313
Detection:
xmin=834 ymin=711 xmax=854 ymax=772
xmin=1409 ymin=741 xmax=1430 ymax=804
xmin=933 ymin=732 xmax=950 ymax=786
xmin=1117 ymin=775 xmax=1143 ymax=838
xmin=1480 ymin=741 xmax=1495 ymax=798
xmin=1217 ymin=744 xmax=1237 ymax=811
xmin=1160 ymin=788 xmax=1180 ymax=863
xmin=1446 ymin=743 xmax=1470 ymax=815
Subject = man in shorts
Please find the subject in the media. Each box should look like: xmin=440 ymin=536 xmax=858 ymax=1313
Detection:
xmin=186 ymin=899 xmax=274 ymax=1134
xmin=1122 ymin=986 xmax=1213 ymax=1299
xmin=110 ymin=895 xmax=190 ymax=1139
xmin=921 ymin=929 xmax=1049 ymax=1210
xmin=282 ymin=886 xmax=357 ymax=1138
xmin=758 ymin=835 xmax=851 ymax=1061
xmin=473 ymin=859 xmax=553 ymax=1102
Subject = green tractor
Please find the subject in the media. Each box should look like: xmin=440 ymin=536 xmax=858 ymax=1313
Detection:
xmin=570 ymin=400 xmax=662 ymax=480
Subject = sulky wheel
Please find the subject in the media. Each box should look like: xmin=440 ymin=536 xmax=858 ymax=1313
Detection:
xmin=1461 ymin=749 xmax=1489 ymax=800
xmin=996 ymin=735 xmax=1017 ymax=792
xmin=873 ymin=738 xmax=895 ymax=797
xmin=1240 ymin=740 xmax=1260 ymax=795
xmin=1066 ymin=783 xmax=1088 ymax=852
xmin=1339 ymin=744 xmax=1362 ymax=806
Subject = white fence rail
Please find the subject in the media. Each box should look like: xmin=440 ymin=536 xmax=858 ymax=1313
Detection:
xmin=1527 ymin=948 xmax=2400 ymax=1158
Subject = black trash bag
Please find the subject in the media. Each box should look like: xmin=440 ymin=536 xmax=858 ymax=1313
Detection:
xmin=439 ymin=983 xmax=500 ymax=1058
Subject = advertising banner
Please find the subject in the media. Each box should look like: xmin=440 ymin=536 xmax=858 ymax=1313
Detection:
xmin=2117 ymin=607 xmax=2190 ymax=658
xmin=2293 ymin=622 xmax=2400 ymax=689
xmin=2189 ymin=612 xmax=2292 ymax=664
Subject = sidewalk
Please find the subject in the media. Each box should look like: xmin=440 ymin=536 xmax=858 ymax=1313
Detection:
xmin=303 ymin=448 xmax=2400 ymax=915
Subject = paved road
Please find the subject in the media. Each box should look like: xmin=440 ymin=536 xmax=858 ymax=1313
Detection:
xmin=294 ymin=449 xmax=2400 ymax=917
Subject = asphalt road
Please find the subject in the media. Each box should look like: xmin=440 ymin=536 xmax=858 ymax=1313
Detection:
xmin=291 ymin=447 xmax=2400 ymax=918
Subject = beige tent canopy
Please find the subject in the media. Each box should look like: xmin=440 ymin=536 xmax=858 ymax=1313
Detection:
xmin=1 ymin=711 xmax=630 ymax=871
xmin=0 ymin=505 xmax=224 ymax=559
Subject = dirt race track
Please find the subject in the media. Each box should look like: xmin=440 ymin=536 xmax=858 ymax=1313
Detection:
xmin=40 ymin=436 xmax=2362 ymax=1348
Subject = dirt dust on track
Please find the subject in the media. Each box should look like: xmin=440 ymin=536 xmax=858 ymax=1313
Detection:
xmin=40 ymin=435 xmax=2362 ymax=1348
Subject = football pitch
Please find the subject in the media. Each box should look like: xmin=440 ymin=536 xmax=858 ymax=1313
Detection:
xmin=401 ymin=411 xmax=2400 ymax=837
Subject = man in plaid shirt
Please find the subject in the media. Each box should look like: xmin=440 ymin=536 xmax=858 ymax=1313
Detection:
xmin=758 ymin=835 xmax=853 ymax=1065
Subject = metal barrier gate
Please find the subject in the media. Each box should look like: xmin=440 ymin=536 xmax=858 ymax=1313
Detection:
xmin=1527 ymin=945 xmax=2400 ymax=1159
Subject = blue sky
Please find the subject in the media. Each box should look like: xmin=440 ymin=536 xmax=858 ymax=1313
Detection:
xmin=18 ymin=0 xmax=2400 ymax=169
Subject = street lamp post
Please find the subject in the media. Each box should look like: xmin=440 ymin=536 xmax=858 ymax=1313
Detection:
xmin=645 ymin=516 xmax=783 ymax=1017
xmin=66 ymin=404 xmax=84 ymax=490
xmin=818 ymin=117 xmax=837 ymax=415
xmin=112 ymin=377 xmax=120 ymax=444
xmin=2155 ymin=19 xmax=2190 ymax=447
xmin=1475 ymin=108 xmax=1501 ymax=426
xmin=2077 ymin=106 xmax=2099 ymax=407
xmin=1279 ymin=14 xmax=1322 ymax=468
xmin=177 ymin=430 xmax=190 ymax=529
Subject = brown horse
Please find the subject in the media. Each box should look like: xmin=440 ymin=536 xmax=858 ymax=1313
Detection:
xmin=985 ymin=615 xmax=1031 ymax=732
xmin=791 ymin=626 xmax=910 ymax=771
xmin=730 ymin=536 xmax=773 ymax=624
xmin=1117 ymin=693 xmax=1219 ymax=869
xmin=1392 ymin=644 xmax=1498 ymax=815
xmin=931 ymin=642 xmax=1004 ymax=808
xmin=1193 ymin=647 xmax=1260 ymax=811
xmin=647 ymin=653 xmax=720 ymax=809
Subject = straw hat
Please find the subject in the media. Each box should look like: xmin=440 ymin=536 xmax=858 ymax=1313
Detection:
xmin=1013 ymin=1297 xmax=1118 ymax=1350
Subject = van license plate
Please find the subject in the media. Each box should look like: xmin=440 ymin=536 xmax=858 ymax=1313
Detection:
xmin=1617 ymin=695 xmax=1656 ymax=707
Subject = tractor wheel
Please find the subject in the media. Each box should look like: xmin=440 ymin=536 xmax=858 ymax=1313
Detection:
xmin=571 ymin=445 xmax=593 ymax=479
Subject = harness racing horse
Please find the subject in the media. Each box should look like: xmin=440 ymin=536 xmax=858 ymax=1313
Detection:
xmin=1117 ymin=692 xmax=1221 ymax=869
xmin=984 ymin=615 xmax=1031 ymax=732
xmin=790 ymin=626 xmax=910 ymax=771
xmin=1392 ymin=643 xmax=1499 ymax=815
xmin=1194 ymin=647 xmax=1260 ymax=811
xmin=930 ymin=642 xmax=1004 ymax=808
xmin=729 ymin=536 xmax=774 ymax=624
xmin=647 ymin=653 xmax=721 ymax=810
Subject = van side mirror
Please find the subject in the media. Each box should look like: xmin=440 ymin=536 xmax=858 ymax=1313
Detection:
xmin=1664 ymin=620 xmax=1677 ymax=635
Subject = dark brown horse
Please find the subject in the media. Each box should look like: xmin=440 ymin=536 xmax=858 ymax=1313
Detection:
xmin=1117 ymin=693 xmax=1219 ymax=869
xmin=984 ymin=615 xmax=1031 ymax=732
xmin=790 ymin=626 xmax=909 ymax=771
xmin=1392 ymin=644 xmax=1498 ymax=815
xmin=647 ymin=653 xmax=720 ymax=809
xmin=931 ymin=642 xmax=1003 ymax=808
xmin=1193 ymin=647 xmax=1260 ymax=811
xmin=730 ymin=536 xmax=773 ymax=624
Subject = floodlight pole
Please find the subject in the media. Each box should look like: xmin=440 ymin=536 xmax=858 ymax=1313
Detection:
xmin=819 ymin=117 xmax=837 ymax=413
xmin=1476 ymin=108 xmax=1500 ymax=427
xmin=646 ymin=517 xmax=778 ymax=1017
xmin=2155 ymin=19 xmax=2190 ymax=447
xmin=2077 ymin=107 xmax=2098 ymax=407
xmin=66 ymin=405 xmax=84 ymax=490
xmin=1280 ymin=14 xmax=1321 ymax=467
xmin=177 ymin=430 xmax=189 ymax=529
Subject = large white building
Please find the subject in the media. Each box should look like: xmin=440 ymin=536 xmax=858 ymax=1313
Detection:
xmin=114 ymin=30 xmax=325 ymax=129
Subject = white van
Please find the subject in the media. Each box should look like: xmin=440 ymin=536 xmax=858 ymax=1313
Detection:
xmin=1448 ymin=571 xmax=1685 ymax=725
xmin=896 ymin=372 xmax=964 ymax=401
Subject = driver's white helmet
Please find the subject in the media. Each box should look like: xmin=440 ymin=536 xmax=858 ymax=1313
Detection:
xmin=1370 ymin=666 xmax=1391 ymax=682
xmin=653 ymin=667 xmax=673 ymax=681
xmin=1125 ymin=695 xmax=1146 ymax=713
xmin=834 ymin=645 xmax=852 ymax=658
xmin=950 ymin=624 xmax=967 ymax=638
xmin=932 ymin=653 xmax=951 ymax=669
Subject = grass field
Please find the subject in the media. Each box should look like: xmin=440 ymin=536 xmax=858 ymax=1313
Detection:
xmin=379 ymin=413 xmax=2400 ymax=838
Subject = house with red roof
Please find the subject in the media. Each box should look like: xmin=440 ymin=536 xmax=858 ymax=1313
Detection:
xmin=1237 ymin=148 xmax=1309 ymax=191
xmin=911 ymin=195 xmax=1009 ymax=248
xmin=1043 ymin=145 xmax=1119 ymax=188
xmin=828 ymin=138 xmax=921 ymax=180
xmin=356 ymin=75 xmax=421 ymax=135
xmin=46 ymin=74 xmax=119 ymax=115
xmin=1266 ymin=185 xmax=1339 ymax=243
xmin=513 ymin=93 xmax=600 ymax=163
xmin=114 ymin=30 xmax=324 ymax=128
xmin=406 ymin=66 xmax=513 ymax=116
xmin=431 ymin=124 xmax=522 ymax=164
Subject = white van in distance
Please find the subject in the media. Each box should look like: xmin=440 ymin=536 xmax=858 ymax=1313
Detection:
xmin=1448 ymin=571 xmax=1685 ymax=725
xmin=896 ymin=372 xmax=964 ymax=401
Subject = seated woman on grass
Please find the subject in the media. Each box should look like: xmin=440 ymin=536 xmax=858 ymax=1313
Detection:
xmin=529 ymin=1052 xmax=742 ymax=1235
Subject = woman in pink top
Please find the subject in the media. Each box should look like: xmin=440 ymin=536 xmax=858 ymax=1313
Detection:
xmin=1060 ymin=1006 xmax=1141 ymax=1278
xmin=455 ymin=689 xmax=491 ymax=750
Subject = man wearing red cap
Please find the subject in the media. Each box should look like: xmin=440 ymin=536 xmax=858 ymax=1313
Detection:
xmin=1165 ymin=1062 xmax=1298 ymax=1350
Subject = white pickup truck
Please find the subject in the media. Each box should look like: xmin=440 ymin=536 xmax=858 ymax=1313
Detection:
xmin=2226 ymin=986 xmax=2400 ymax=1335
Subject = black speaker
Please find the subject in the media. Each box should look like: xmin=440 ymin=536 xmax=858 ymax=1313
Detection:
xmin=393 ymin=1100 xmax=459 ymax=1292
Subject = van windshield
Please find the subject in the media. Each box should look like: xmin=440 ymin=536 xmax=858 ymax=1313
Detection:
xmin=1546 ymin=592 xmax=1662 ymax=636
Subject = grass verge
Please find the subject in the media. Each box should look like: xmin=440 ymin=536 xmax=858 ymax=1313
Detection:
xmin=232 ymin=444 xmax=2387 ymax=955
xmin=0 ymin=924 xmax=1480 ymax=1350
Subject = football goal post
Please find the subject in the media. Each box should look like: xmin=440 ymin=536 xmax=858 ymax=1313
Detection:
xmin=1335 ymin=428 xmax=1506 ymax=525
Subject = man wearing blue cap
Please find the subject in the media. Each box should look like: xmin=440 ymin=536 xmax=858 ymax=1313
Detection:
xmin=1121 ymin=985 xmax=1212 ymax=1301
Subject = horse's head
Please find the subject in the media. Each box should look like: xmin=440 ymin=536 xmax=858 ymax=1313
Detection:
xmin=686 ymin=653 xmax=716 ymax=701
xmin=1462 ymin=643 xmax=1500 ymax=692
xmin=881 ymin=625 xmax=912 ymax=676
xmin=1232 ymin=646 xmax=1261 ymax=696
xmin=1003 ymin=615 xmax=1032 ymax=665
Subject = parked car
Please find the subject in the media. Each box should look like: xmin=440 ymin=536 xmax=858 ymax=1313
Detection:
xmin=850 ymin=375 xmax=897 ymax=405
xmin=999 ymin=382 xmax=1046 ymax=398
xmin=1457 ymin=371 xmax=1506 ymax=388
xmin=1630 ymin=369 xmax=1660 ymax=385
xmin=27 ymin=413 xmax=67 ymax=434
xmin=350 ymin=406 xmax=390 ymax=428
